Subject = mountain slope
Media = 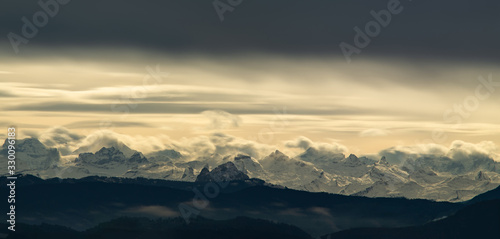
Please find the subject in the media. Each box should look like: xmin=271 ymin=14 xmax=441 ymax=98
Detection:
xmin=325 ymin=199 xmax=500 ymax=239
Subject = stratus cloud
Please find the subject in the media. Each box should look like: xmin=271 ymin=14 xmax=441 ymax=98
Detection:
xmin=284 ymin=136 xmax=348 ymax=154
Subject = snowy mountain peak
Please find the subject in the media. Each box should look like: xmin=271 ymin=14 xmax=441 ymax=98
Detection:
xmin=202 ymin=164 xmax=210 ymax=171
xmin=270 ymin=150 xmax=287 ymax=158
xmin=195 ymin=162 xmax=249 ymax=182
xmin=379 ymin=156 xmax=390 ymax=166
xmin=1 ymin=138 xmax=60 ymax=172
xmin=129 ymin=152 xmax=148 ymax=164
xmin=76 ymin=147 xmax=141 ymax=166
xmin=146 ymin=149 xmax=182 ymax=163
xmin=10 ymin=138 xmax=48 ymax=155
xmin=197 ymin=167 xmax=210 ymax=178
xmin=96 ymin=147 xmax=126 ymax=158
xmin=272 ymin=150 xmax=286 ymax=156
xmin=343 ymin=154 xmax=363 ymax=167
xmin=73 ymin=141 xmax=137 ymax=158
xmin=232 ymin=154 xmax=266 ymax=179
xmin=267 ymin=150 xmax=290 ymax=161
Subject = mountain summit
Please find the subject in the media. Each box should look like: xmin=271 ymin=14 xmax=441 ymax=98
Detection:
xmin=76 ymin=147 xmax=148 ymax=166
xmin=195 ymin=162 xmax=249 ymax=182
xmin=1 ymin=138 xmax=60 ymax=171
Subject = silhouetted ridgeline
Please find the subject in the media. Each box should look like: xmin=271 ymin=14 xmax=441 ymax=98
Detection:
xmin=0 ymin=217 xmax=312 ymax=239
xmin=322 ymin=199 xmax=500 ymax=239
xmin=1 ymin=175 xmax=499 ymax=238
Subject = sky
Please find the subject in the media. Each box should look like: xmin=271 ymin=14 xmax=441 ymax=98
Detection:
xmin=1 ymin=0 xmax=499 ymax=160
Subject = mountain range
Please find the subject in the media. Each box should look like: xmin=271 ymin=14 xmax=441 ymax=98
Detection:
xmin=2 ymin=138 xmax=500 ymax=202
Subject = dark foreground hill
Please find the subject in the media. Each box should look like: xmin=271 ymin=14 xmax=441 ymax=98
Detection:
xmin=324 ymin=199 xmax=500 ymax=239
xmin=4 ymin=175 xmax=500 ymax=237
xmin=2 ymin=199 xmax=499 ymax=239
xmin=468 ymin=183 xmax=500 ymax=205
xmin=0 ymin=217 xmax=313 ymax=239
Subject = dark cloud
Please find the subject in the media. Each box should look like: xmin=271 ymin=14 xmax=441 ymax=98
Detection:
xmin=1 ymin=0 xmax=500 ymax=61
xmin=90 ymin=93 xmax=263 ymax=103
xmin=64 ymin=120 xmax=154 ymax=128
xmin=0 ymin=90 xmax=15 ymax=97
xmin=6 ymin=101 xmax=404 ymax=116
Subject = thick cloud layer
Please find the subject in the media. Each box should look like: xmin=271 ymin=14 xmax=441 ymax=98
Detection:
xmin=380 ymin=140 xmax=500 ymax=175
xmin=37 ymin=126 xmax=277 ymax=160
xmin=284 ymin=136 xmax=348 ymax=154
xmin=1 ymin=0 xmax=500 ymax=61
xmin=381 ymin=141 xmax=499 ymax=161
xmin=35 ymin=127 xmax=499 ymax=165
xmin=2 ymin=0 xmax=500 ymax=158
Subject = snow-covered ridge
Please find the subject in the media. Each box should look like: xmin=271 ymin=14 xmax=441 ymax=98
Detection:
xmin=2 ymin=138 xmax=500 ymax=202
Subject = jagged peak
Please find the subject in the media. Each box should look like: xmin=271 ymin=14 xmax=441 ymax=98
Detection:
xmin=199 ymin=167 xmax=210 ymax=174
xmin=3 ymin=138 xmax=60 ymax=158
xmin=93 ymin=147 xmax=127 ymax=158
xmin=202 ymin=164 xmax=210 ymax=171
xmin=195 ymin=161 xmax=249 ymax=182
xmin=20 ymin=137 xmax=44 ymax=144
xmin=268 ymin=150 xmax=289 ymax=160
xmin=10 ymin=137 xmax=47 ymax=150
xmin=270 ymin=149 xmax=286 ymax=156
xmin=379 ymin=156 xmax=390 ymax=166
xmin=72 ymin=140 xmax=137 ymax=158
xmin=348 ymin=154 xmax=358 ymax=160
xmin=273 ymin=149 xmax=285 ymax=156
xmin=129 ymin=152 xmax=148 ymax=163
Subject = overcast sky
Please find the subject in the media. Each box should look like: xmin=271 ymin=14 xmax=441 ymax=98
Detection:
xmin=1 ymin=0 xmax=499 ymax=159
